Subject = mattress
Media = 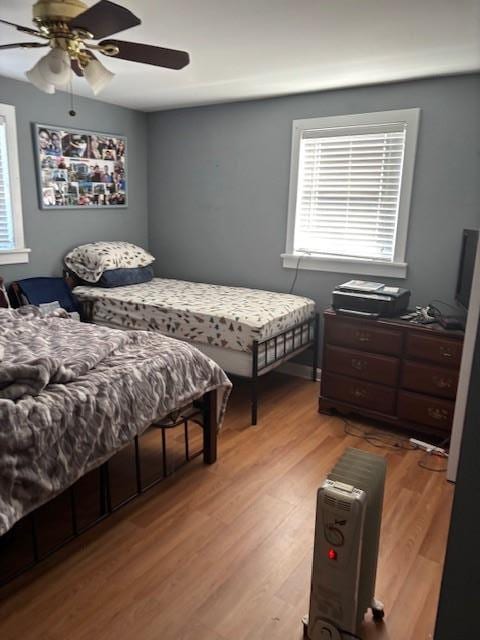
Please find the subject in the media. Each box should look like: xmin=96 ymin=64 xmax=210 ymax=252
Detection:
xmin=84 ymin=322 xmax=311 ymax=377
xmin=189 ymin=330 xmax=311 ymax=377
xmin=73 ymin=278 xmax=315 ymax=353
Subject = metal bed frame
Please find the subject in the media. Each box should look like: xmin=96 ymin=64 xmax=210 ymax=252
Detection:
xmin=71 ymin=280 xmax=320 ymax=427
xmin=77 ymin=302 xmax=319 ymax=427
xmin=0 ymin=390 xmax=217 ymax=589
xmin=42 ymin=272 xmax=319 ymax=427
xmin=0 ymin=278 xmax=318 ymax=588
xmin=244 ymin=313 xmax=320 ymax=425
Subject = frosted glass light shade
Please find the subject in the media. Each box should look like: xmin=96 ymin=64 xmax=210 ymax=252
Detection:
xmin=84 ymin=59 xmax=115 ymax=95
xmin=26 ymin=62 xmax=55 ymax=94
xmin=26 ymin=48 xmax=72 ymax=93
xmin=40 ymin=48 xmax=72 ymax=87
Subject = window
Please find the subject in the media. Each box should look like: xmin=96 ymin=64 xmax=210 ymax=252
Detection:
xmin=283 ymin=109 xmax=420 ymax=278
xmin=0 ymin=103 xmax=29 ymax=265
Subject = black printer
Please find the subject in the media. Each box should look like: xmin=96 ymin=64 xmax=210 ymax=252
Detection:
xmin=332 ymin=280 xmax=410 ymax=318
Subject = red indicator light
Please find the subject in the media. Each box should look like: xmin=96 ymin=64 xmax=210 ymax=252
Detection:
xmin=328 ymin=548 xmax=337 ymax=561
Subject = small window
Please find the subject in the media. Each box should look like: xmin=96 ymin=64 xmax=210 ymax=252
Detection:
xmin=0 ymin=103 xmax=29 ymax=265
xmin=283 ymin=109 xmax=420 ymax=278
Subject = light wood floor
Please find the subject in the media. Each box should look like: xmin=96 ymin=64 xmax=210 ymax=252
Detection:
xmin=0 ymin=374 xmax=453 ymax=640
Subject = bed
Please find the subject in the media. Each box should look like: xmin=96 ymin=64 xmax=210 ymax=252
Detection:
xmin=72 ymin=277 xmax=319 ymax=424
xmin=0 ymin=303 xmax=231 ymax=586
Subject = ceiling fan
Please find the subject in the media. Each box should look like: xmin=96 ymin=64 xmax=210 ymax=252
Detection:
xmin=0 ymin=0 xmax=190 ymax=96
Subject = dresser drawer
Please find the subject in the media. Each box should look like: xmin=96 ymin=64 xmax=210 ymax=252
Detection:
xmin=402 ymin=360 xmax=459 ymax=400
xmin=398 ymin=391 xmax=454 ymax=431
xmin=322 ymin=372 xmax=396 ymax=415
xmin=325 ymin=345 xmax=399 ymax=387
xmin=406 ymin=333 xmax=462 ymax=368
xmin=325 ymin=318 xmax=403 ymax=356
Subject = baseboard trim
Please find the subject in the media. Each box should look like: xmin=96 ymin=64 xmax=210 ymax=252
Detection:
xmin=278 ymin=361 xmax=321 ymax=382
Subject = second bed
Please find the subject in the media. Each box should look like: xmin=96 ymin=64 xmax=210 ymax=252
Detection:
xmin=73 ymin=277 xmax=318 ymax=424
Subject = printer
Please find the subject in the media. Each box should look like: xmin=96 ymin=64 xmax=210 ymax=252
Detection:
xmin=332 ymin=280 xmax=411 ymax=318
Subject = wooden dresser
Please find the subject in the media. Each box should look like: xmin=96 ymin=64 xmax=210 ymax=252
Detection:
xmin=320 ymin=309 xmax=464 ymax=437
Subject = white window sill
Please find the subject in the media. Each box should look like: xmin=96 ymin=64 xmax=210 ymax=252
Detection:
xmin=0 ymin=248 xmax=31 ymax=265
xmin=281 ymin=253 xmax=407 ymax=279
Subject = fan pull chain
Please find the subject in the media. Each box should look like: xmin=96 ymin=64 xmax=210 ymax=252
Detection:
xmin=68 ymin=75 xmax=76 ymax=117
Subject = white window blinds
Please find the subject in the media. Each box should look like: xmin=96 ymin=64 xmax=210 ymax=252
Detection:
xmin=0 ymin=116 xmax=15 ymax=251
xmin=293 ymin=123 xmax=407 ymax=262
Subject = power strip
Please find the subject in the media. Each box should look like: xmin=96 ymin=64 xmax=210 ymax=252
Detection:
xmin=409 ymin=438 xmax=448 ymax=457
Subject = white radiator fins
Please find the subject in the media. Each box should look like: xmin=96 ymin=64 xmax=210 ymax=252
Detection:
xmin=306 ymin=448 xmax=387 ymax=639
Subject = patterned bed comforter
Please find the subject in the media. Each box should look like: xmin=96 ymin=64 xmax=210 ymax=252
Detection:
xmin=73 ymin=278 xmax=315 ymax=352
xmin=0 ymin=307 xmax=231 ymax=535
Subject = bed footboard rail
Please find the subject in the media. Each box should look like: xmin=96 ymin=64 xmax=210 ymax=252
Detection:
xmin=0 ymin=390 xmax=217 ymax=589
xmin=249 ymin=313 xmax=320 ymax=425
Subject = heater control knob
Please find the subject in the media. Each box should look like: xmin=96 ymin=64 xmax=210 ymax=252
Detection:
xmin=324 ymin=524 xmax=344 ymax=547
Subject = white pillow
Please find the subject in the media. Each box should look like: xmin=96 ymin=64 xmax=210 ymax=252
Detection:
xmin=64 ymin=241 xmax=155 ymax=283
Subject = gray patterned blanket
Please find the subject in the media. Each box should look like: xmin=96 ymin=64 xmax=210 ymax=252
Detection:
xmin=0 ymin=307 xmax=231 ymax=535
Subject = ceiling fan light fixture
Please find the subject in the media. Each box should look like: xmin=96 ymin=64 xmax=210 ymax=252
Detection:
xmin=83 ymin=58 xmax=115 ymax=95
xmin=25 ymin=59 xmax=55 ymax=93
xmin=26 ymin=47 xmax=71 ymax=92
xmin=3 ymin=0 xmax=189 ymax=106
xmin=39 ymin=47 xmax=72 ymax=87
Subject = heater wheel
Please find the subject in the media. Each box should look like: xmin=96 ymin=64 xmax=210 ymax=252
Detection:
xmin=371 ymin=598 xmax=385 ymax=621
xmin=372 ymin=607 xmax=385 ymax=621
xmin=302 ymin=614 xmax=309 ymax=638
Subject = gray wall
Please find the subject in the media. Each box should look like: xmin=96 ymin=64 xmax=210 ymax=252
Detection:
xmin=0 ymin=75 xmax=148 ymax=282
xmin=147 ymin=74 xmax=480 ymax=320
xmin=2 ymin=73 xmax=479 ymax=351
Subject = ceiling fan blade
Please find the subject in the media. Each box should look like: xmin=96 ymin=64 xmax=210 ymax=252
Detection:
xmin=0 ymin=42 xmax=48 ymax=50
xmin=71 ymin=59 xmax=84 ymax=76
xmin=69 ymin=0 xmax=141 ymax=39
xmin=0 ymin=18 xmax=46 ymax=38
xmin=99 ymin=40 xmax=190 ymax=70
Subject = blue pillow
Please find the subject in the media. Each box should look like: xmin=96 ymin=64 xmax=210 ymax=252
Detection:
xmin=98 ymin=265 xmax=154 ymax=288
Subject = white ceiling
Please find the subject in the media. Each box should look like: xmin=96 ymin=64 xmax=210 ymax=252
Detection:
xmin=1 ymin=0 xmax=479 ymax=112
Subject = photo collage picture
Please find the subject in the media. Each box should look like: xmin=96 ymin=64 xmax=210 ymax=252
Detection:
xmin=35 ymin=125 xmax=127 ymax=209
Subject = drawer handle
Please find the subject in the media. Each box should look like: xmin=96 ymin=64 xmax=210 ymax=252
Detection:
xmin=351 ymin=358 xmax=366 ymax=371
xmin=351 ymin=387 xmax=367 ymax=399
xmin=439 ymin=347 xmax=453 ymax=359
xmin=433 ymin=375 xmax=453 ymax=390
xmin=355 ymin=331 xmax=372 ymax=343
xmin=427 ymin=407 xmax=449 ymax=422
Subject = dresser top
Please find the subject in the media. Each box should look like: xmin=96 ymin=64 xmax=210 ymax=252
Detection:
xmin=324 ymin=308 xmax=465 ymax=339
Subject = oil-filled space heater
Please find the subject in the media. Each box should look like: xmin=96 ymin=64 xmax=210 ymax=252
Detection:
xmin=303 ymin=448 xmax=387 ymax=640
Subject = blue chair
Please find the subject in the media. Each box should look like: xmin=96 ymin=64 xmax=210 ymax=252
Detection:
xmin=9 ymin=277 xmax=81 ymax=314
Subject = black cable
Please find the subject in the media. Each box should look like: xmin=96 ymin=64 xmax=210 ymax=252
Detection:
xmin=429 ymin=298 xmax=460 ymax=313
xmin=288 ymin=255 xmax=302 ymax=294
xmin=428 ymin=304 xmax=452 ymax=327
xmin=339 ymin=628 xmax=362 ymax=640
xmin=344 ymin=420 xmax=416 ymax=451
xmin=428 ymin=305 xmax=442 ymax=319
xmin=417 ymin=436 xmax=450 ymax=472
xmin=436 ymin=436 xmax=451 ymax=449
xmin=418 ymin=457 xmax=448 ymax=472
xmin=343 ymin=419 xmax=449 ymax=472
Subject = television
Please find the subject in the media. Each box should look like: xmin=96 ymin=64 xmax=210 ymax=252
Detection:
xmin=456 ymin=229 xmax=479 ymax=310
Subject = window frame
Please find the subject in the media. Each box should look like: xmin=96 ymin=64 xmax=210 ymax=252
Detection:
xmin=0 ymin=103 xmax=30 ymax=265
xmin=282 ymin=108 xmax=421 ymax=279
